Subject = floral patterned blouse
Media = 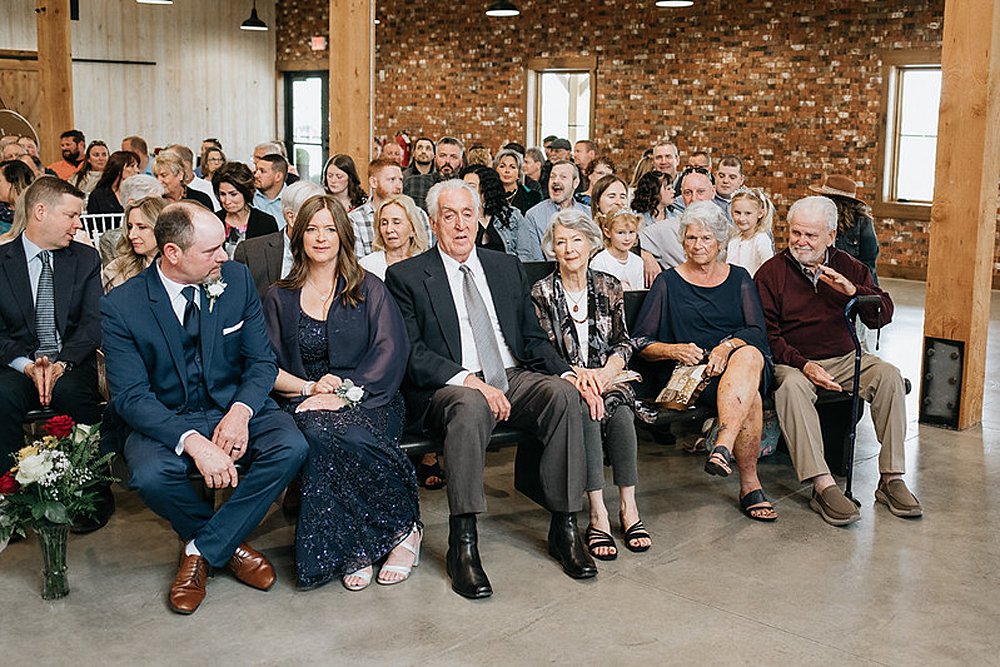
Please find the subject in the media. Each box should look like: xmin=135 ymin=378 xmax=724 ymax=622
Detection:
xmin=531 ymin=268 xmax=638 ymax=413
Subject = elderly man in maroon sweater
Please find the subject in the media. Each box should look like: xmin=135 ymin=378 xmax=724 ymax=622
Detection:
xmin=755 ymin=196 xmax=921 ymax=526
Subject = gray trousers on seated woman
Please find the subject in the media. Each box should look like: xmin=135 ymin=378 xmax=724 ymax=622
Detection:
xmin=582 ymin=404 xmax=639 ymax=492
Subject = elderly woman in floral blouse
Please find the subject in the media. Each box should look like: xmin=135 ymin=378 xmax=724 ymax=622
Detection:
xmin=530 ymin=209 xmax=650 ymax=561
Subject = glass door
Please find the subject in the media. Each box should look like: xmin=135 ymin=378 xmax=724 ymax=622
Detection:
xmin=284 ymin=72 xmax=329 ymax=184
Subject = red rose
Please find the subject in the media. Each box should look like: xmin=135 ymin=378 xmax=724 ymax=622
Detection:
xmin=0 ymin=470 xmax=19 ymax=494
xmin=44 ymin=415 xmax=75 ymax=439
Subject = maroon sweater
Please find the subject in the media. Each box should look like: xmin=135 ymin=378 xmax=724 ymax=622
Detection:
xmin=754 ymin=247 xmax=893 ymax=370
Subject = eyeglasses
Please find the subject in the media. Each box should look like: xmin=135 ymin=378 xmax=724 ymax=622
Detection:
xmin=680 ymin=165 xmax=715 ymax=184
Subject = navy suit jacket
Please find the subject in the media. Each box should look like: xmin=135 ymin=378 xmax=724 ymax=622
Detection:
xmin=385 ymin=246 xmax=570 ymax=419
xmin=100 ymin=260 xmax=277 ymax=449
xmin=0 ymin=235 xmax=101 ymax=366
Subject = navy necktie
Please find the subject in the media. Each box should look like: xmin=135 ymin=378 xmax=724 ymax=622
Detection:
xmin=182 ymin=286 xmax=200 ymax=339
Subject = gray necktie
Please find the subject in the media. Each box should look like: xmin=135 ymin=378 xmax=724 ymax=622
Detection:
xmin=460 ymin=264 xmax=508 ymax=392
xmin=34 ymin=250 xmax=59 ymax=359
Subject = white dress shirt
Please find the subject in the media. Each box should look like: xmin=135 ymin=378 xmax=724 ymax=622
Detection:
xmin=281 ymin=231 xmax=293 ymax=279
xmin=438 ymin=247 xmax=517 ymax=386
xmin=9 ymin=234 xmax=63 ymax=374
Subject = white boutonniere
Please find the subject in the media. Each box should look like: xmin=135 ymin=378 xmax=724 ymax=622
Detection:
xmin=335 ymin=379 xmax=365 ymax=407
xmin=204 ymin=279 xmax=227 ymax=313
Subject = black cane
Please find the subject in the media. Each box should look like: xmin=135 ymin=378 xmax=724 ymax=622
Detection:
xmin=843 ymin=295 xmax=882 ymax=506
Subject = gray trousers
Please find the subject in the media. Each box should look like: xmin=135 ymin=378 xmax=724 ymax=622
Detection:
xmin=425 ymin=367 xmax=587 ymax=515
xmin=583 ymin=404 xmax=639 ymax=492
xmin=774 ymin=351 xmax=906 ymax=482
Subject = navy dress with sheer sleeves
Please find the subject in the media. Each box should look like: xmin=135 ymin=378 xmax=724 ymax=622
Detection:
xmin=263 ymin=273 xmax=420 ymax=589
xmin=631 ymin=265 xmax=773 ymax=403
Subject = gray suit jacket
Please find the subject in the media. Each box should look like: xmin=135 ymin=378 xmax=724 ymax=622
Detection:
xmin=233 ymin=231 xmax=285 ymax=300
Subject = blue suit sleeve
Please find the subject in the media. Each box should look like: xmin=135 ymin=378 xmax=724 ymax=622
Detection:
xmin=100 ymin=295 xmax=195 ymax=448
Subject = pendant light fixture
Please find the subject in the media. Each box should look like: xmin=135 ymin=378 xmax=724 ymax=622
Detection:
xmin=136 ymin=0 xmax=173 ymax=5
xmin=240 ymin=0 xmax=268 ymax=31
xmin=656 ymin=0 xmax=694 ymax=7
xmin=485 ymin=1 xmax=521 ymax=18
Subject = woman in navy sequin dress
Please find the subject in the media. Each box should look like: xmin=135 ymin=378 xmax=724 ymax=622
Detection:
xmin=263 ymin=194 xmax=420 ymax=591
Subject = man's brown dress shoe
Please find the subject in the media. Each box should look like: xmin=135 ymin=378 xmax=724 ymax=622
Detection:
xmin=228 ymin=543 xmax=276 ymax=591
xmin=170 ymin=554 xmax=210 ymax=615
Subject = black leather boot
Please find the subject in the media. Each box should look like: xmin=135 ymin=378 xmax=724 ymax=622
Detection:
xmin=446 ymin=514 xmax=493 ymax=599
xmin=548 ymin=511 xmax=597 ymax=579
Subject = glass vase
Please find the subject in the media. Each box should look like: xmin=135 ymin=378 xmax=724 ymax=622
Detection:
xmin=34 ymin=522 xmax=69 ymax=600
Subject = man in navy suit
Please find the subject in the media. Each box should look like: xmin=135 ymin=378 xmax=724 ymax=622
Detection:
xmin=101 ymin=202 xmax=307 ymax=615
xmin=0 ymin=177 xmax=109 ymax=530
xmin=386 ymin=180 xmax=598 ymax=600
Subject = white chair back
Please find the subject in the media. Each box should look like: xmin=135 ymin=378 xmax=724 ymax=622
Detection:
xmin=80 ymin=213 xmax=124 ymax=246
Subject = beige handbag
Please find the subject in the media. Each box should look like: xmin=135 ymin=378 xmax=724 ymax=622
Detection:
xmin=655 ymin=364 xmax=710 ymax=411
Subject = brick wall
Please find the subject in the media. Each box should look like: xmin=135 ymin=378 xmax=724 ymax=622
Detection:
xmin=276 ymin=0 xmax=1000 ymax=284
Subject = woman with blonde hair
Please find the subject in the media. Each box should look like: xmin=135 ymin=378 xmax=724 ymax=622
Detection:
xmin=152 ymin=151 xmax=213 ymax=209
xmin=102 ymin=196 xmax=167 ymax=291
xmin=263 ymin=194 xmax=420 ymax=591
xmin=357 ymin=192 xmax=444 ymax=489
xmin=358 ymin=194 xmax=428 ymax=280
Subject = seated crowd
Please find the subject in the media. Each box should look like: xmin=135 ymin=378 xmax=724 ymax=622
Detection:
xmin=0 ymin=128 xmax=919 ymax=615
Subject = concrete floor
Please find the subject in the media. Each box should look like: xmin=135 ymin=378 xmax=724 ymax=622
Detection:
xmin=2 ymin=278 xmax=999 ymax=666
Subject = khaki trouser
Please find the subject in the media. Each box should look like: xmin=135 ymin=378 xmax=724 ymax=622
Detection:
xmin=774 ymin=351 xmax=906 ymax=482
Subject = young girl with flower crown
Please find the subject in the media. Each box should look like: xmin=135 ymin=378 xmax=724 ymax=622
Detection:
xmin=726 ymin=188 xmax=775 ymax=276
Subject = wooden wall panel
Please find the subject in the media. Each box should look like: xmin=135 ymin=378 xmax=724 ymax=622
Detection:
xmin=0 ymin=2 xmax=37 ymax=51
xmin=0 ymin=60 xmax=41 ymax=132
xmin=0 ymin=0 xmax=277 ymax=164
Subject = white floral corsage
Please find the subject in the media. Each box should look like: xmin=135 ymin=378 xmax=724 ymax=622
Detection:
xmin=204 ymin=279 xmax=227 ymax=313
xmin=335 ymin=379 xmax=365 ymax=407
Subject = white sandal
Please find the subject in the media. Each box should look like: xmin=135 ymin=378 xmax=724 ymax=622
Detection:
xmin=377 ymin=527 xmax=421 ymax=586
xmin=342 ymin=566 xmax=373 ymax=591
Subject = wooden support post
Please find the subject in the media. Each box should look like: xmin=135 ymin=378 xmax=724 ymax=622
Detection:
xmin=329 ymin=0 xmax=374 ymax=184
xmin=35 ymin=0 xmax=74 ymax=166
xmin=921 ymin=0 xmax=1000 ymax=429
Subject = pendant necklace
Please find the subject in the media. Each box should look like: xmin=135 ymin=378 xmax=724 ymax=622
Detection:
xmin=565 ymin=288 xmax=587 ymax=321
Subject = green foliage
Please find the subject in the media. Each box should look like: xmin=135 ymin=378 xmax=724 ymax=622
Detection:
xmin=0 ymin=423 xmax=116 ymax=543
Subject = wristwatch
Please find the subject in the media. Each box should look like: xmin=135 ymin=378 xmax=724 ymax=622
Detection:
xmin=57 ymin=360 xmax=74 ymax=372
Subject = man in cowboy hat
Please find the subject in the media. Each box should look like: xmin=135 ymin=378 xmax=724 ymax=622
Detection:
xmin=809 ymin=173 xmax=880 ymax=283
xmin=754 ymin=195 xmax=921 ymax=527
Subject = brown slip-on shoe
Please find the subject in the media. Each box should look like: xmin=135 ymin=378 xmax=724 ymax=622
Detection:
xmin=228 ymin=543 xmax=276 ymax=591
xmin=875 ymin=478 xmax=923 ymax=518
xmin=809 ymin=485 xmax=861 ymax=526
xmin=169 ymin=554 xmax=210 ymax=615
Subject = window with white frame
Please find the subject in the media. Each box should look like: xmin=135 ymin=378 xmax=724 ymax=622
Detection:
xmin=525 ymin=58 xmax=596 ymax=148
xmin=881 ymin=61 xmax=942 ymax=205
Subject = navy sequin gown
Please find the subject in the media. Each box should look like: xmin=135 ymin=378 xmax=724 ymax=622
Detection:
xmin=263 ymin=273 xmax=420 ymax=589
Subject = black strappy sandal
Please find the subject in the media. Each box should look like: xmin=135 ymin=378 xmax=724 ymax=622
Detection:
xmin=417 ymin=459 xmax=446 ymax=490
xmin=585 ymin=525 xmax=618 ymax=561
xmin=619 ymin=516 xmax=652 ymax=553
xmin=704 ymin=445 xmax=733 ymax=477
xmin=740 ymin=488 xmax=778 ymax=522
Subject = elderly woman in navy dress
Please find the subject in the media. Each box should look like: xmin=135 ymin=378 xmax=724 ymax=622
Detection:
xmin=263 ymin=194 xmax=421 ymax=591
xmin=633 ymin=201 xmax=776 ymax=521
